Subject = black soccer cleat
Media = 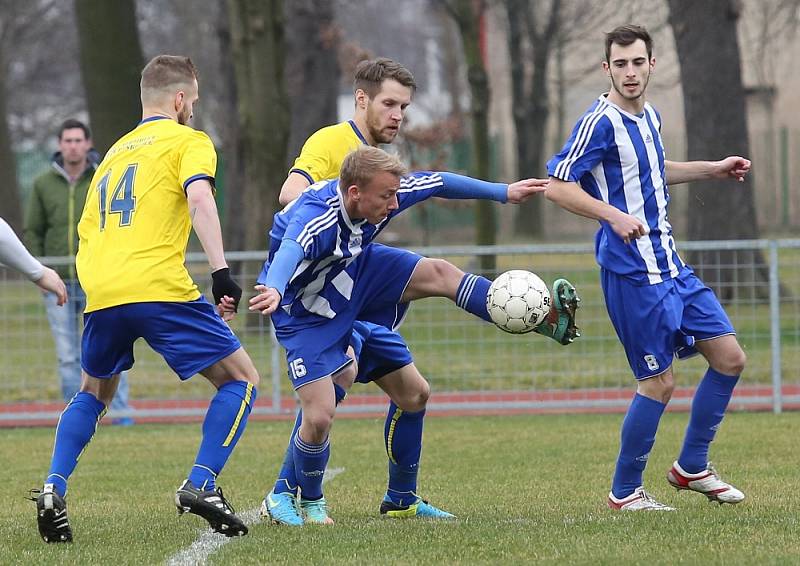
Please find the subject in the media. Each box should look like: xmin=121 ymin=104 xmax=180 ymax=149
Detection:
xmin=29 ymin=487 xmax=73 ymax=543
xmin=175 ymin=480 xmax=248 ymax=537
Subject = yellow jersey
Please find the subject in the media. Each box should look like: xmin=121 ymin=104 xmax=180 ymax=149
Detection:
xmin=289 ymin=120 xmax=367 ymax=183
xmin=77 ymin=116 xmax=216 ymax=312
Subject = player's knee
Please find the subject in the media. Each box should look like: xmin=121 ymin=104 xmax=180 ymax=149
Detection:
xmin=638 ymin=371 xmax=674 ymax=403
xmin=396 ymin=378 xmax=430 ymax=412
xmin=301 ymin=410 xmax=334 ymax=441
xmin=718 ymin=347 xmax=746 ymax=376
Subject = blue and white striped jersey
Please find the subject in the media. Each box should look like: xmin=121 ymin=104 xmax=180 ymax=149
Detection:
xmin=260 ymin=171 xmax=507 ymax=319
xmin=547 ymin=95 xmax=684 ymax=285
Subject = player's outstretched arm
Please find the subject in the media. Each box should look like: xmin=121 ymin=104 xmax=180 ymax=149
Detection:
xmin=546 ymin=177 xmax=648 ymax=244
xmin=278 ymin=172 xmax=312 ymax=206
xmin=506 ymin=178 xmax=549 ymax=203
xmin=0 ymin=217 xmax=67 ymax=305
xmin=665 ymin=156 xmax=751 ymax=185
xmin=35 ymin=268 xmax=68 ymax=305
xmin=249 ymin=239 xmax=305 ymax=315
xmin=186 ymin=179 xmax=242 ymax=315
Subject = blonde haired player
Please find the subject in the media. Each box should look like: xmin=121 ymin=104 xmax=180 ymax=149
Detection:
xmin=31 ymin=55 xmax=259 ymax=543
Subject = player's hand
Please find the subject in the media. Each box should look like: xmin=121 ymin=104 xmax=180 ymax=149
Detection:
xmin=609 ymin=210 xmax=648 ymax=244
xmin=249 ymin=285 xmax=282 ymax=315
xmin=35 ymin=268 xmax=67 ymax=306
xmin=714 ymin=156 xmax=751 ymax=182
xmin=506 ymin=178 xmax=549 ymax=204
xmin=211 ymin=267 xmax=242 ymax=311
xmin=217 ymin=295 xmax=237 ymax=322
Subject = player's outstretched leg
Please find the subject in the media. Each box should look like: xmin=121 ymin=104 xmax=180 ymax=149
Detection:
xmin=29 ymin=486 xmax=73 ymax=543
xmin=31 ymin=387 xmax=108 ymax=543
xmin=178 ymin=374 xmax=257 ymax=536
xmin=534 ymin=278 xmax=581 ymax=345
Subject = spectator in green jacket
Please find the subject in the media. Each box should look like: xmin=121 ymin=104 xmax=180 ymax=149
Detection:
xmin=25 ymin=119 xmax=133 ymax=423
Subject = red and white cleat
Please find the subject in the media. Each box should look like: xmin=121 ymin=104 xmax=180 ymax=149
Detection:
xmin=667 ymin=461 xmax=744 ymax=505
xmin=608 ymin=487 xmax=676 ymax=511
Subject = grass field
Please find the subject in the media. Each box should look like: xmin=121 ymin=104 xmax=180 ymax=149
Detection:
xmin=4 ymin=411 xmax=799 ymax=564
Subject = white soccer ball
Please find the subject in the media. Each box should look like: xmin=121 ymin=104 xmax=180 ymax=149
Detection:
xmin=486 ymin=270 xmax=551 ymax=334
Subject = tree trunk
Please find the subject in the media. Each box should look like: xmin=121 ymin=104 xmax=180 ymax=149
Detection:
xmin=450 ymin=0 xmax=495 ymax=273
xmin=216 ymin=8 xmax=246 ymax=252
xmin=0 ymin=48 xmax=21 ymax=233
xmin=668 ymin=0 xmax=766 ymax=301
xmin=74 ymin=0 xmax=144 ymax=155
xmin=285 ymin=0 xmax=339 ymax=162
xmin=509 ymin=0 xmax=559 ymax=238
xmin=227 ymin=0 xmax=289 ymax=250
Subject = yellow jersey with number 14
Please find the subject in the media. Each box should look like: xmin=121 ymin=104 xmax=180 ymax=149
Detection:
xmin=77 ymin=116 xmax=216 ymax=312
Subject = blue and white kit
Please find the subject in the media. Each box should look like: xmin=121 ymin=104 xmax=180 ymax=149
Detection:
xmin=547 ymin=95 xmax=734 ymax=378
xmin=258 ymin=172 xmax=508 ymax=388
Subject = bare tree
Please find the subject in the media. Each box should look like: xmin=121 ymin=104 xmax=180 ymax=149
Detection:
xmin=227 ymin=0 xmax=289 ymax=249
xmin=285 ymin=0 xmax=340 ymax=161
xmin=0 ymin=0 xmax=65 ymax=232
xmin=0 ymin=39 xmax=20 ymax=232
xmin=668 ymin=0 xmax=765 ymax=300
xmin=438 ymin=0 xmax=496 ymax=273
xmin=74 ymin=0 xmax=144 ymax=154
xmin=505 ymin=0 xmax=559 ymax=238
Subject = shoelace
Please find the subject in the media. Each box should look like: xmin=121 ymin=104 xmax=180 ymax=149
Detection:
xmin=214 ymin=487 xmax=236 ymax=514
xmin=27 ymin=488 xmax=43 ymax=502
xmin=639 ymin=490 xmax=669 ymax=508
xmin=707 ymin=462 xmax=721 ymax=480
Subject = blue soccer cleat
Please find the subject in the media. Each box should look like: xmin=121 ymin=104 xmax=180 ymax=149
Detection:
xmin=260 ymin=490 xmax=303 ymax=526
xmin=379 ymin=495 xmax=456 ymax=519
xmin=300 ymin=496 xmax=334 ymax=525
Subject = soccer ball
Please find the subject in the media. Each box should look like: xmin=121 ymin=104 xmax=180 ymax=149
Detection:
xmin=486 ymin=270 xmax=551 ymax=334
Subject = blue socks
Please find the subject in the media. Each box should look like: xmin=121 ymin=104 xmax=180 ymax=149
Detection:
xmin=612 ymin=393 xmax=666 ymax=499
xmin=45 ymin=392 xmax=107 ymax=497
xmin=274 ymin=382 xmax=346 ymax=497
xmin=188 ymin=380 xmax=256 ymax=491
xmin=384 ymin=402 xmax=425 ymax=506
xmin=678 ymin=368 xmax=739 ymax=473
xmin=293 ymin=434 xmax=330 ymax=500
xmin=456 ymin=273 xmax=492 ymax=323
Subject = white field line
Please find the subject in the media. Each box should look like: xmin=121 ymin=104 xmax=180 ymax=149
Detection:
xmin=165 ymin=467 xmax=346 ymax=566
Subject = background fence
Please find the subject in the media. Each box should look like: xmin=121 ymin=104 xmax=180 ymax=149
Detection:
xmin=1 ymin=240 xmax=799 ymax=425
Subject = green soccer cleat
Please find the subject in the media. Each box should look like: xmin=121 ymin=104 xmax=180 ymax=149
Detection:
xmin=300 ymin=496 xmax=334 ymax=525
xmin=380 ymin=496 xmax=456 ymax=519
xmin=534 ymin=278 xmax=581 ymax=345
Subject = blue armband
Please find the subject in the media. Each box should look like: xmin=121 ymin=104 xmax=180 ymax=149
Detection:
xmin=438 ymin=172 xmax=508 ymax=203
xmin=263 ymin=239 xmax=305 ymax=296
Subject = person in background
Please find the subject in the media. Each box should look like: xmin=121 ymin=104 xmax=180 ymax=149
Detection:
xmin=25 ymin=119 xmax=133 ymax=424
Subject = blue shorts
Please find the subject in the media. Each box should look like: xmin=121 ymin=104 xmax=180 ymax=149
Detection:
xmin=601 ymin=267 xmax=735 ymax=380
xmin=351 ymin=321 xmax=413 ymax=384
xmin=273 ymin=244 xmax=421 ymax=389
xmin=82 ymin=296 xmax=242 ymax=380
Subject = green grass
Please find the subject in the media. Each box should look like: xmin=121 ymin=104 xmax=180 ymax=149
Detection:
xmin=4 ymin=412 xmax=800 ymax=564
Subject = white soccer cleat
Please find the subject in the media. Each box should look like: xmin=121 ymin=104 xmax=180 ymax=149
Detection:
xmin=667 ymin=461 xmax=744 ymax=504
xmin=608 ymin=486 xmax=676 ymax=511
